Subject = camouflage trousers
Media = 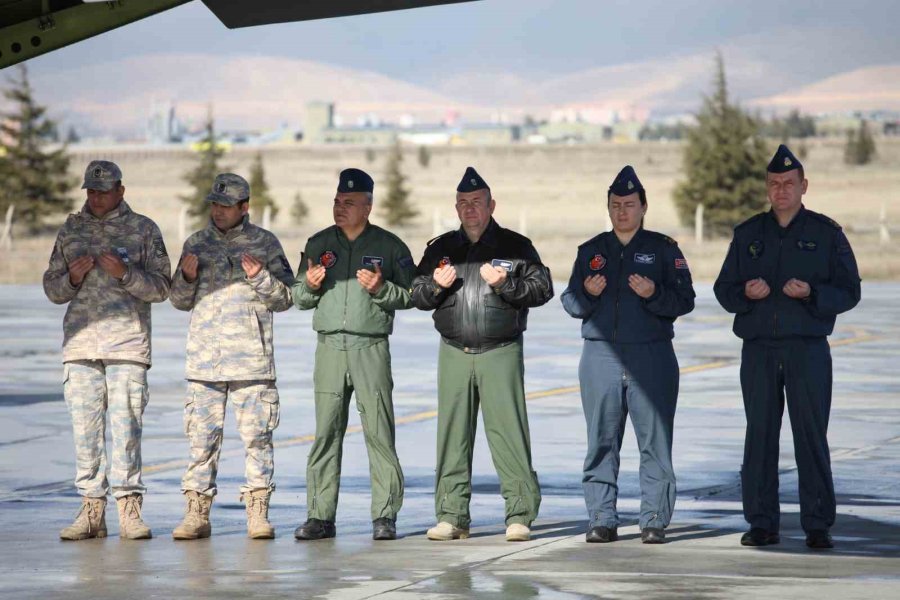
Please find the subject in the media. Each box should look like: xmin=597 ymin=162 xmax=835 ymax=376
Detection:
xmin=181 ymin=380 xmax=280 ymax=497
xmin=63 ymin=360 xmax=149 ymax=499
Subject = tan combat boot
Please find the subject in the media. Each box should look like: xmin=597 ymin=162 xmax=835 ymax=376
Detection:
xmin=243 ymin=489 xmax=275 ymax=539
xmin=172 ymin=491 xmax=213 ymax=540
xmin=60 ymin=496 xmax=107 ymax=540
xmin=116 ymin=494 xmax=152 ymax=539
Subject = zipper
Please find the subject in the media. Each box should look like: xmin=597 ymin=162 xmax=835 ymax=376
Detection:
xmin=341 ymin=242 xmax=352 ymax=330
xmin=773 ymin=238 xmax=783 ymax=336
xmin=613 ymin=248 xmax=624 ymax=342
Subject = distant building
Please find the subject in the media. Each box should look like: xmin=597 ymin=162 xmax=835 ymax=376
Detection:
xmin=146 ymin=101 xmax=183 ymax=144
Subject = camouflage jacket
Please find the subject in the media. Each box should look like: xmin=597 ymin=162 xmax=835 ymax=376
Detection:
xmin=170 ymin=217 xmax=295 ymax=381
xmin=292 ymin=223 xmax=415 ymax=348
xmin=43 ymin=201 xmax=172 ymax=366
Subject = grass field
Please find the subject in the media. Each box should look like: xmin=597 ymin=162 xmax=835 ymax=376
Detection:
xmin=3 ymin=137 xmax=899 ymax=283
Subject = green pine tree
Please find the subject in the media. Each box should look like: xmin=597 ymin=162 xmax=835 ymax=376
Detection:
xmin=673 ymin=53 xmax=770 ymax=236
xmin=248 ymin=152 xmax=279 ymax=224
xmin=844 ymin=120 xmax=876 ymax=165
xmin=290 ymin=190 xmax=309 ymax=225
xmin=0 ymin=64 xmax=75 ymax=233
xmin=379 ymin=141 xmax=418 ymax=226
xmin=180 ymin=111 xmax=226 ymax=227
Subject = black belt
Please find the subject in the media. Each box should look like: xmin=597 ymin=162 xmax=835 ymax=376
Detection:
xmin=440 ymin=335 xmax=520 ymax=354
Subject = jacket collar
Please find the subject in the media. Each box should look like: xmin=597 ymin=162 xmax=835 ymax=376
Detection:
xmin=207 ymin=214 xmax=250 ymax=241
xmin=456 ymin=217 xmax=500 ymax=247
xmin=80 ymin=199 xmax=131 ymax=222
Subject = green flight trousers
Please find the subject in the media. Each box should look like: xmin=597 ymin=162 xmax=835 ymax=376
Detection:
xmin=306 ymin=336 xmax=404 ymax=521
xmin=435 ymin=338 xmax=541 ymax=528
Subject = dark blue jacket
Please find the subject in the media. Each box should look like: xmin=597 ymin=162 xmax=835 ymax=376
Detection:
xmin=714 ymin=206 xmax=861 ymax=340
xmin=561 ymin=228 xmax=695 ymax=342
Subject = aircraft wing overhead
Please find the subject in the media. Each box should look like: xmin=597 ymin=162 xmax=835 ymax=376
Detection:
xmin=0 ymin=0 xmax=480 ymax=69
xmin=201 ymin=0 xmax=480 ymax=29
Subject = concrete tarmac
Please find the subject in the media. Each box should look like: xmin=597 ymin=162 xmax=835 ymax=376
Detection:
xmin=1 ymin=283 xmax=898 ymax=599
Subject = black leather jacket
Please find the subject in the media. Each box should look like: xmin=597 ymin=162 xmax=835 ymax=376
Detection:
xmin=411 ymin=219 xmax=554 ymax=352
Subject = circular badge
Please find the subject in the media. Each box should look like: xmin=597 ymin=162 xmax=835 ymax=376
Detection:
xmin=589 ymin=253 xmax=606 ymax=271
xmin=319 ymin=250 xmax=337 ymax=269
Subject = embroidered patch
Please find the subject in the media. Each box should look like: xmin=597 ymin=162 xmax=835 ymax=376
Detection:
xmin=116 ymin=247 xmax=130 ymax=264
xmin=362 ymin=255 xmax=384 ymax=268
xmin=152 ymin=236 xmax=167 ymax=258
xmin=589 ymin=253 xmax=606 ymax=271
xmin=438 ymin=256 xmax=452 ymax=269
xmin=398 ymin=256 xmax=415 ymax=268
xmin=748 ymin=240 xmax=764 ymax=260
xmin=797 ymin=240 xmax=817 ymax=251
xmin=278 ymin=255 xmax=291 ymax=274
xmin=319 ymin=250 xmax=337 ymax=269
xmin=675 ymin=258 xmax=689 ymax=270
xmin=491 ymin=258 xmax=513 ymax=272
xmin=634 ymin=253 xmax=655 ymax=265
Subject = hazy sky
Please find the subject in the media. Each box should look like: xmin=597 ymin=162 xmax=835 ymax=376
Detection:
xmin=24 ymin=0 xmax=900 ymax=86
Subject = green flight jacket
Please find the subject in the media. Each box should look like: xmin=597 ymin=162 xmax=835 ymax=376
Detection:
xmin=292 ymin=223 xmax=415 ymax=344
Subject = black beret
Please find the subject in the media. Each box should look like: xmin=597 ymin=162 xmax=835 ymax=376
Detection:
xmin=608 ymin=165 xmax=644 ymax=197
xmin=338 ymin=168 xmax=374 ymax=193
xmin=767 ymin=144 xmax=802 ymax=174
xmin=456 ymin=166 xmax=489 ymax=193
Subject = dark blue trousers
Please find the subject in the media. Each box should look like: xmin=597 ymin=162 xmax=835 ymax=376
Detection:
xmin=740 ymin=337 xmax=835 ymax=533
xmin=579 ymin=340 xmax=679 ymax=529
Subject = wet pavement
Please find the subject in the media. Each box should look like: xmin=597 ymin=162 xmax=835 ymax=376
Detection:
xmin=1 ymin=283 xmax=898 ymax=599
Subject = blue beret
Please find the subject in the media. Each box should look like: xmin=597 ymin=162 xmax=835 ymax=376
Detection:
xmin=457 ymin=166 xmax=489 ymax=193
xmin=338 ymin=168 xmax=374 ymax=193
xmin=609 ymin=165 xmax=644 ymax=197
xmin=767 ymin=144 xmax=802 ymax=174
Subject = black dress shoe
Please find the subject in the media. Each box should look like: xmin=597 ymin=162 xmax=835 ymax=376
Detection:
xmin=585 ymin=526 xmax=618 ymax=543
xmin=641 ymin=527 xmax=665 ymax=544
xmin=294 ymin=518 xmax=336 ymax=540
xmin=372 ymin=518 xmax=397 ymax=541
xmin=740 ymin=528 xmax=780 ymax=546
xmin=805 ymin=529 xmax=833 ymax=549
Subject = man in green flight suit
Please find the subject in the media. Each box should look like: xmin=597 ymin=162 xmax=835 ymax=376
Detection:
xmin=411 ymin=167 xmax=554 ymax=542
xmin=292 ymin=168 xmax=416 ymax=541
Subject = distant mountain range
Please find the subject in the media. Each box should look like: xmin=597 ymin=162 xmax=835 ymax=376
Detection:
xmin=20 ymin=52 xmax=900 ymax=137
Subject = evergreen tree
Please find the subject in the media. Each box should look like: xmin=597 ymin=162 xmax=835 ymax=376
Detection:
xmin=248 ymin=152 xmax=279 ymax=224
xmin=673 ymin=53 xmax=770 ymax=236
xmin=0 ymin=65 xmax=75 ymax=232
xmin=290 ymin=190 xmax=309 ymax=225
xmin=379 ymin=141 xmax=418 ymax=226
xmin=844 ymin=120 xmax=876 ymax=165
xmin=180 ymin=111 xmax=225 ymax=227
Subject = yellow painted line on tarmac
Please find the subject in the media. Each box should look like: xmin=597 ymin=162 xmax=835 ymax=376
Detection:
xmin=143 ymin=327 xmax=880 ymax=474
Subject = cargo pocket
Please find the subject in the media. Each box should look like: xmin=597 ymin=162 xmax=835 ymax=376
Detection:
xmin=259 ymin=388 xmax=280 ymax=432
xmin=127 ymin=369 xmax=149 ymax=411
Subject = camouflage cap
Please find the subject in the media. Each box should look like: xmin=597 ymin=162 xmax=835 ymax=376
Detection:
xmin=81 ymin=160 xmax=122 ymax=192
xmin=206 ymin=173 xmax=250 ymax=206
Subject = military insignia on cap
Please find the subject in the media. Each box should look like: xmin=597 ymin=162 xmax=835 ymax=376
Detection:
xmin=470 ymin=178 xmax=477 ymax=186
xmin=627 ymin=181 xmax=634 ymax=190
xmin=348 ymin=180 xmax=354 ymax=189
xmin=319 ymin=250 xmax=337 ymax=269
xmin=216 ymin=182 xmax=227 ymax=193
xmin=92 ymin=167 xmax=102 ymax=177
xmin=784 ymin=157 xmax=792 ymax=167
xmin=589 ymin=254 xmax=606 ymax=271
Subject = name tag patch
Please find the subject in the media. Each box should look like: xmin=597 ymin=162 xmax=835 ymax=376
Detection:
xmin=634 ymin=253 xmax=655 ymax=265
xmin=797 ymin=240 xmax=817 ymax=251
xmin=491 ymin=259 xmax=513 ymax=272
xmin=362 ymin=255 xmax=384 ymax=267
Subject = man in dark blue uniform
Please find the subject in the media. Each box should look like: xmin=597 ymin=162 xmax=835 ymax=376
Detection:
xmin=562 ymin=166 xmax=695 ymax=544
xmin=714 ymin=145 xmax=861 ymax=549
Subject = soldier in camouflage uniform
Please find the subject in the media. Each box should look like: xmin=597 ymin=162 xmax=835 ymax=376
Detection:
xmin=292 ymin=168 xmax=416 ymax=541
xmin=169 ymin=173 xmax=294 ymax=540
xmin=43 ymin=160 xmax=172 ymax=540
